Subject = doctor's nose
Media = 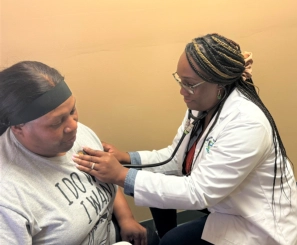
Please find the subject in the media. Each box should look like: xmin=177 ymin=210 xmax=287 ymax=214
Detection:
xmin=180 ymin=86 xmax=191 ymax=96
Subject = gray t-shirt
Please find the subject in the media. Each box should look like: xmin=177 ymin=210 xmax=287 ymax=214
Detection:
xmin=0 ymin=122 xmax=116 ymax=244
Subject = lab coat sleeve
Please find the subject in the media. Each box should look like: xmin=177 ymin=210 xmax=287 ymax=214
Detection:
xmin=133 ymin=114 xmax=272 ymax=210
xmin=136 ymin=110 xmax=191 ymax=175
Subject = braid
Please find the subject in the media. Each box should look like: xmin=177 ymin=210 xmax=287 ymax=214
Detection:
xmin=186 ymin=34 xmax=245 ymax=84
xmin=192 ymin=39 xmax=236 ymax=79
xmin=186 ymin=33 xmax=292 ymax=207
xmin=211 ymin=36 xmax=241 ymax=56
xmin=236 ymin=78 xmax=291 ymax=205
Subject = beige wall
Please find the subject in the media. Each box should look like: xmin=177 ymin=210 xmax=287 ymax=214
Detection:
xmin=1 ymin=0 xmax=297 ymax=221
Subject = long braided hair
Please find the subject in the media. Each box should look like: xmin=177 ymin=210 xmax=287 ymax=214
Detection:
xmin=185 ymin=33 xmax=291 ymax=207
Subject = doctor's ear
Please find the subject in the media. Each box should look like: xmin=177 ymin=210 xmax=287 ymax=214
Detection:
xmin=217 ymin=85 xmax=226 ymax=100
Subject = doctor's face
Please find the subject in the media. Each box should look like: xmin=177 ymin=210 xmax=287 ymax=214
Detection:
xmin=12 ymin=96 xmax=78 ymax=157
xmin=176 ymin=52 xmax=220 ymax=111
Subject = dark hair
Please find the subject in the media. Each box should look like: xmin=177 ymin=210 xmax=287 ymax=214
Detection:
xmin=186 ymin=33 xmax=291 ymax=207
xmin=0 ymin=61 xmax=64 ymax=135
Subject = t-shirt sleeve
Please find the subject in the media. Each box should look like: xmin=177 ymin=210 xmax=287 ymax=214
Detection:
xmin=0 ymin=206 xmax=32 ymax=244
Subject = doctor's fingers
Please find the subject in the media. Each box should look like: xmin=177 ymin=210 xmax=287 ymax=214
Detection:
xmin=74 ymin=148 xmax=112 ymax=162
xmin=73 ymin=156 xmax=109 ymax=176
xmin=72 ymin=153 xmax=99 ymax=168
xmin=82 ymin=146 xmax=108 ymax=157
xmin=73 ymin=153 xmax=119 ymax=170
xmin=102 ymin=141 xmax=112 ymax=151
xmin=102 ymin=142 xmax=120 ymax=155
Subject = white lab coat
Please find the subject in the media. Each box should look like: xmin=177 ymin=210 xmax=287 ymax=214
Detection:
xmin=134 ymin=89 xmax=297 ymax=245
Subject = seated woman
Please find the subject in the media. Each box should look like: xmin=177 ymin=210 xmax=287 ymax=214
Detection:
xmin=0 ymin=61 xmax=159 ymax=245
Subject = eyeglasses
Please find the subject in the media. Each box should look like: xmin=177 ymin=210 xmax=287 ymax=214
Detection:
xmin=172 ymin=72 xmax=205 ymax=94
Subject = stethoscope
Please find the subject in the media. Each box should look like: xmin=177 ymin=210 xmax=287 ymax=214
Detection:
xmin=122 ymin=86 xmax=228 ymax=169
xmin=122 ymin=110 xmax=207 ymax=168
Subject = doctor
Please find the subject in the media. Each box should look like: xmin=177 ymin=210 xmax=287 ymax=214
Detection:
xmin=73 ymin=33 xmax=297 ymax=245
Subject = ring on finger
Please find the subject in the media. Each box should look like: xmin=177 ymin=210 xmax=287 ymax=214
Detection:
xmin=91 ymin=162 xmax=95 ymax=170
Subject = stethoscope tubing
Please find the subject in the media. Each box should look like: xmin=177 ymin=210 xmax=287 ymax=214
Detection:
xmin=122 ymin=86 xmax=228 ymax=169
xmin=122 ymin=110 xmax=207 ymax=168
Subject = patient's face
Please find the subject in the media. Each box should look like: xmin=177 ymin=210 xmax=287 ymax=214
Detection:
xmin=14 ymin=96 xmax=78 ymax=157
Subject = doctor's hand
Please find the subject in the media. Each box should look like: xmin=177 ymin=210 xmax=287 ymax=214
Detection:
xmin=102 ymin=142 xmax=131 ymax=165
xmin=72 ymin=147 xmax=129 ymax=187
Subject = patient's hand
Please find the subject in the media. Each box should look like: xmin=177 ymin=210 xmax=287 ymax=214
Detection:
xmin=119 ymin=218 xmax=147 ymax=245
xmin=102 ymin=142 xmax=131 ymax=164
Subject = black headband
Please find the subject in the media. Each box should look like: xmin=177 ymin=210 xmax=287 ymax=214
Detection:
xmin=9 ymin=80 xmax=72 ymax=125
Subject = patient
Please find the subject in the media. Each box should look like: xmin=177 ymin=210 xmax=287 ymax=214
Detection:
xmin=0 ymin=61 xmax=159 ymax=245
